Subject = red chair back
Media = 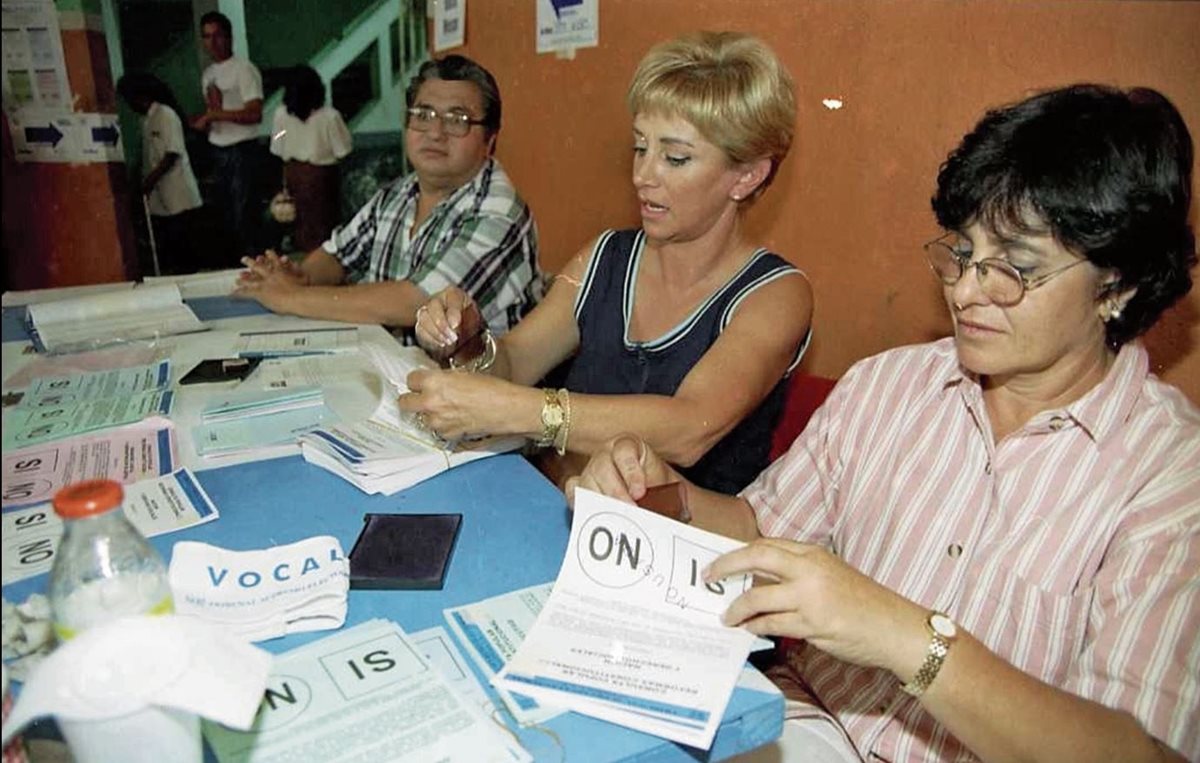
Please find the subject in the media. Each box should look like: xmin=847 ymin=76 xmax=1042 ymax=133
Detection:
xmin=769 ymin=373 xmax=837 ymax=462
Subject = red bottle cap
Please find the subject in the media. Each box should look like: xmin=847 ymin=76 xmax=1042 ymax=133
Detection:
xmin=52 ymin=480 xmax=124 ymax=519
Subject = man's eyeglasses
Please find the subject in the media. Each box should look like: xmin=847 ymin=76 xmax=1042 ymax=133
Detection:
xmin=923 ymin=234 xmax=1088 ymax=306
xmin=406 ymin=106 xmax=487 ymax=138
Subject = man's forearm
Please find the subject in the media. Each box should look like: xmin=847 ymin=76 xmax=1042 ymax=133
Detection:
xmin=274 ymin=280 xmax=428 ymax=327
xmin=209 ymin=99 xmax=262 ymax=125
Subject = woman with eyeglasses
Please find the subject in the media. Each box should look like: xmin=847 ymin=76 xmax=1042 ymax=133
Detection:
xmin=572 ymin=84 xmax=1198 ymax=762
xmin=400 ymin=32 xmax=813 ymax=495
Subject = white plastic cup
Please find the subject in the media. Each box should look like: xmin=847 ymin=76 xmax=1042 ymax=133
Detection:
xmin=58 ymin=706 xmax=200 ymax=763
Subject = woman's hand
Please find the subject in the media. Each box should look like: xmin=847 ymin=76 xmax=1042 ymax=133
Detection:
xmin=705 ymin=538 xmax=926 ymax=676
xmin=565 ymin=435 xmax=679 ymax=507
xmin=414 ymin=287 xmax=473 ymax=357
xmin=397 ymin=367 xmax=518 ymax=440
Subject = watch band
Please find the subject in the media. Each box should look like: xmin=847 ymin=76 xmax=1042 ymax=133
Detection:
xmin=901 ymin=612 xmax=956 ymax=697
xmin=535 ymin=388 xmax=564 ymax=448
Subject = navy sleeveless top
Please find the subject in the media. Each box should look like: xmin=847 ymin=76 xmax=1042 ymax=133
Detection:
xmin=564 ymin=229 xmax=810 ymax=494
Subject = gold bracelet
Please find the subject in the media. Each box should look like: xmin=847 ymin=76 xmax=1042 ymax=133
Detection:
xmin=451 ymin=330 xmax=496 ymax=374
xmin=553 ymin=389 xmax=571 ymax=456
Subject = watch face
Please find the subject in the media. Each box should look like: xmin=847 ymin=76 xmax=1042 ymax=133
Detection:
xmin=930 ymin=613 xmax=957 ymax=638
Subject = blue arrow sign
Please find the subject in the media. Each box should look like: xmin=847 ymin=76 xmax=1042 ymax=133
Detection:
xmin=91 ymin=125 xmax=120 ymax=145
xmin=24 ymin=123 xmax=64 ymax=147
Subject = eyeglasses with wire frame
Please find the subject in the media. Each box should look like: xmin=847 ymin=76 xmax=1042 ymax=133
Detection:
xmin=923 ymin=234 xmax=1089 ymax=306
xmin=406 ymin=106 xmax=488 ymax=138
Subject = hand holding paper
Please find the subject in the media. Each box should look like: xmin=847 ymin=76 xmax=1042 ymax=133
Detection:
xmin=495 ymin=488 xmax=758 ymax=749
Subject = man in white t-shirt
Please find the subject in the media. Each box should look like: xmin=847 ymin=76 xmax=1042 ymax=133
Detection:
xmin=191 ymin=11 xmax=263 ymax=261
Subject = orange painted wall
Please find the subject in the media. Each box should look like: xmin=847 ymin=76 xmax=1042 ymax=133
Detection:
xmin=2 ymin=26 xmax=135 ymax=290
xmin=457 ymin=0 xmax=1200 ymax=403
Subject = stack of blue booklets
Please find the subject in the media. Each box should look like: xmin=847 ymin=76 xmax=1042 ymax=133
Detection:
xmin=192 ymin=386 xmax=335 ymax=457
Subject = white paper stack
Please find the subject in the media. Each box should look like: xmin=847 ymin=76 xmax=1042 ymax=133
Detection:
xmin=297 ymin=342 xmax=519 ymax=494
xmin=168 ymin=536 xmax=348 ymax=642
xmin=26 ymin=283 xmax=207 ymax=353
xmin=299 ymin=418 xmax=515 ymax=495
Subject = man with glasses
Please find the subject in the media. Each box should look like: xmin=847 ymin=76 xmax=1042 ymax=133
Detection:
xmin=235 ymin=55 xmax=541 ymax=340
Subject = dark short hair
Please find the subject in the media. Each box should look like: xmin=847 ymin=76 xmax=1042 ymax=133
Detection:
xmin=933 ymin=84 xmax=1195 ymax=347
xmin=199 ymin=11 xmax=232 ymax=37
xmin=117 ymin=71 xmax=183 ymax=120
xmin=284 ymin=65 xmax=325 ymax=122
xmin=405 ymin=54 xmax=501 ymax=136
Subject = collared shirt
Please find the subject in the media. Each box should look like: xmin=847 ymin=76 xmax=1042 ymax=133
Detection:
xmin=326 ymin=157 xmax=542 ymax=337
xmin=743 ymin=338 xmax=1200 ymax=762
xmin=142 ymin=102 xmax=201 ymax=217
xmin=201 ymin=56 xmax=263 ymax=147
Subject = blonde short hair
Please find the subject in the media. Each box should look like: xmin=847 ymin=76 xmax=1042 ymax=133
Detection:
xmin=628 ymin=31 xmax=796 ymax=199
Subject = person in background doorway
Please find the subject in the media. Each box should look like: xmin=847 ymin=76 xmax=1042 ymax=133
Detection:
xmin=191 ymin=10 xmax=263 ymax=261
xmin=117 ymin=71 xmax=203 ymax=276
xmin=269 ymin=65 xmax=352 ymax=253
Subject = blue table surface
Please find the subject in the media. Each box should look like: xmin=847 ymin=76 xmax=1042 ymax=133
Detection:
xmin=1 ymin=297 xmax=782 ymax=762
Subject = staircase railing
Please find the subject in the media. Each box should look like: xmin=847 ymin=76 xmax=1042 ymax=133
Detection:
xmin=260 ymin=0 xmax=428 ymax=135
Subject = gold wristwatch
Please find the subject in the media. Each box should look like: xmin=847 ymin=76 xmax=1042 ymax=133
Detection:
xmin=536 ymin=388 xmax=565 ymax=448
xmin=901 ymin=611 xmax=957 ymax=697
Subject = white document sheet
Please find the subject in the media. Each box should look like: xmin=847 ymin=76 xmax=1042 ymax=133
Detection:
xmin=1 ymin=468 xmax=219 ymax=585
xmin=142 ymin=268 xmax=242 ymax=299
xmin=234 ymin=327 xmax=359 ymax=358
xmin=444 ymin=583 xmax=565 ymax=726
xmin=203 ymin=619 xmax=530 ymax=763
xmin=411 ymin=626 xmax=531 ymax=762
xmin=26 ymin=283 xmax=206 ymax=352
xmin=495 ymin=489 xmax=757 ymax=750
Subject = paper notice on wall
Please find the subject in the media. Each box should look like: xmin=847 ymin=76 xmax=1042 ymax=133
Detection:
xmin=6 ymin=110 xmax=123 ymax=163
xmin=433 ymin=0 xmax=466 ymax=51
xmin=1 ymin=0 xmax=71 ymax=115
xmin=535 ymin=0 xmax=598 ymax=55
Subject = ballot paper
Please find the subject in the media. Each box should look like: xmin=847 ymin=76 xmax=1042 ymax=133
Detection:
xmin=25 ymin=283 xmax=206 ymax=353
xmin=411 ymin=626 xmax=531 ymax=762
xmin=169 ymin=536 xmax=348 ymax=642
xmin=444 ymin=583 xmax=565 ymax=726
xmin=1 ymin=469 xmax=219 ymax=585
xmin=495 ymin=489 xmax=758 ymax=750
xmin=203 ymin=619 xmax=531 ymax=763
xmin=1 ymin=417 xmax=177 ymax=508
xmin=2 ymin=362 xmax=174 ymax=449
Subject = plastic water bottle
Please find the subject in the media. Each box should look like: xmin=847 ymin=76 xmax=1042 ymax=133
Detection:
xmin=48 ymin=480 xmax=173 ymax=641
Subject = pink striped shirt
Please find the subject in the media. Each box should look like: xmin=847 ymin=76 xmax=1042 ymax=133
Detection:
xmin=744 ymin=338 xmax=1200 ymax=762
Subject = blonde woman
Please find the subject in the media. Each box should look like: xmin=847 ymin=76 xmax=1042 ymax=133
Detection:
xmin=400 ymin=32 xmax=813 ymax=494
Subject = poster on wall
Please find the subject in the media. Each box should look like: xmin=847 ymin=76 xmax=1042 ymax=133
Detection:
xmin=7 ymin=111 xmax=123 ymax=163
xmin=433 ymin=0 xmax=466 ymax=52
xmin=1 ymin=0 xmax=71 ymax=115
xmin=535 ymin=0 xmax=598 ymax=55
